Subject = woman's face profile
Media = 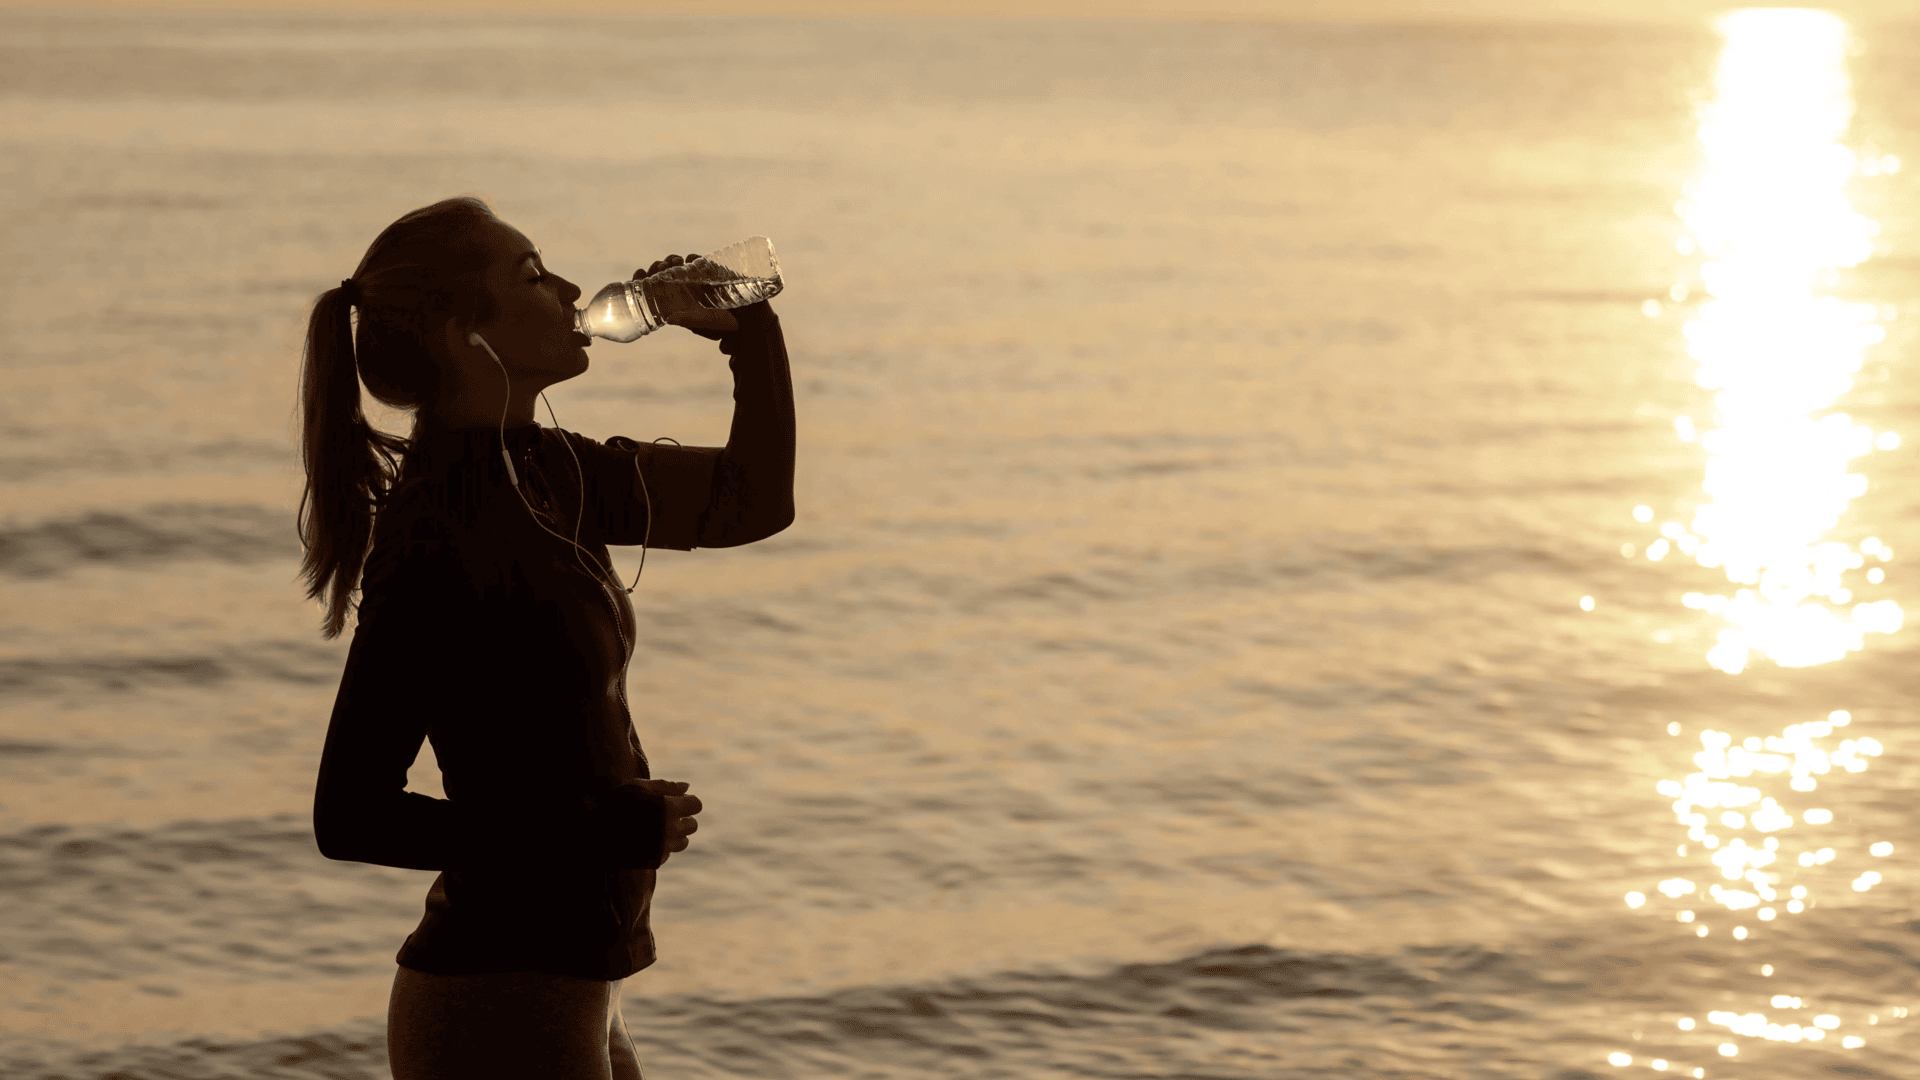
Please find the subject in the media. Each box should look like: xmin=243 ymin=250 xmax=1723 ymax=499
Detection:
xmin=459 ymin=215 xmax=591 ymax=389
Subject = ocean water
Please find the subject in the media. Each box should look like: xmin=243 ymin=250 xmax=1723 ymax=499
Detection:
xmin=3 ymin=9 xmax=1920 ymax=1078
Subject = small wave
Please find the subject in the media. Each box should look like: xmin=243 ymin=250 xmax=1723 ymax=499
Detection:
xmin=0 ymin=640 xmax=343 ymax=698
xmin=0 ymin=503 xmax=298 ymax=577
xmin=0 ymin=740 xmax=59 ymax=756
xmin=1 ymin=1021 xmax=391 ymax=1080
xmin=59 ymin=191 xmax=226 ymax=211
xmin=0 ymin=439 xmax=297 ymax=485
xmin=628 ymin=938 xmax=1653 ymax=1078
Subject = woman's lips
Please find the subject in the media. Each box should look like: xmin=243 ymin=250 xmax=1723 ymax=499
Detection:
xmin=573 ymin=330 xmax=592 ymax=346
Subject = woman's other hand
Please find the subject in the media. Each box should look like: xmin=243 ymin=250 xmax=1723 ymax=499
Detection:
xmin=633 ymin=254 xmax=739 ymax=336
xmin=616 ymin=778 xmax=703 ymax=862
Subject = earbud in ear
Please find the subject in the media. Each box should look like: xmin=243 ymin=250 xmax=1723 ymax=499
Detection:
xmin=468 ymin=332 xmax=484 ymax=348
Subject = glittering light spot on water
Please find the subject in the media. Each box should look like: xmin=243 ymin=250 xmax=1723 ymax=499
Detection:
xmin=1711 ymin=1008 xmax=1842 ymax=1042
xmin=1652 ymin=1059 xmax=1668 ymax=1071
xmin=1719 ymin=1042 xmax=1738 ymax=1056
xmin=1669 ymin=721 xmax=1682 ymax=735
xmin=1623 ymin=542 xmax=1638 ymax=557
xmin=1871 ymin=841 xmax=1892 ymax=855
xmin=1609 ymin=1052 xmax=1632 ymax=1066
xmin=1815 ymin=1014 xmax=1841 ymax=1029
xmin=1672 ymin=283 xmax=1691 ymax=303
xmin=1581 ymin=595 xmax=1595 ymax=611
xmin=1644 ymin=299 xmax=1665 ymax=317
xmin=1853 ymin=599 xmax=1902 ymax=633
xmin=1650 ymin=717 xmax=1895 ymax=916
xmin=1843 ymin=1035 xmax=1866 ymax=1048
xmin=1875 ymin=431 xmax=1900 ymax=450
xmin=1649 ymin=539 xmax=1672 ymax=561
xmin=1852 ymin=871 xmax=1881 ymax=891
xmin=1625 ymin=891 xmax=1647 ymax=908
xmin=1635 ymin=505 xmax=1654 ymax=523
xmin=1676 ymin=415 xmax=1697 ymax=441
xmin=1867 ymin=567 xmax=1883 ymax=583
xmin=1679 ymin=1017 xmax=1696 ymax=1030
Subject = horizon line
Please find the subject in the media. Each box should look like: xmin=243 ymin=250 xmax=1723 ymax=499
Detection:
xmin=3 ymin=0 xmax=1917 ymax=30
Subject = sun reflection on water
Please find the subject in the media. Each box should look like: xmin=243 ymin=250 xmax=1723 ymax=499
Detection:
xmin=1608 ymin=10 xmax=1909 ymax=1075
xmin=1657 ymin=7 xmax=1899 ymax=674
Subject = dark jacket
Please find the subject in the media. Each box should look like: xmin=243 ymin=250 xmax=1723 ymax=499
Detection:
xmin=312 ymin=303 xmax=793 ymax=980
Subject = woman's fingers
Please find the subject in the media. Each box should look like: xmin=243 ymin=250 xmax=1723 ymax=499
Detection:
xmin=664 ymin=307 xmax=739 ymax=334
xmin=659 ymin=791 xmax=702 ymax=855
xmin=619 ymin=778 xmax=689 ymax=796
xmin=665 ymin=816 xmax=696 ymax=853
xmin=632 ymin=254 xmax=691 ymax=279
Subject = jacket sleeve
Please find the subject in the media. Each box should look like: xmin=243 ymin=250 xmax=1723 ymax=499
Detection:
xmin=581 ymin=301 xmax=795 ymax=551
xmin=311 ymin=514 xmax=668 ymax=871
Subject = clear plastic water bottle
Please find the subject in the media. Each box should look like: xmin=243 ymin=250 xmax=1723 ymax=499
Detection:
xmin=576 ymin=235 xmax=784 ymax=343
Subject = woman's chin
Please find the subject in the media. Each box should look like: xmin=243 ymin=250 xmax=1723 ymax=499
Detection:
xmin=552 ymin=347 xmax=589 ymax=379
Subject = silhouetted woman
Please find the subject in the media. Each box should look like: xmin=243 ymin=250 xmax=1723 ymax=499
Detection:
xmin=299 ymin=196 xmax=794 ymax=1079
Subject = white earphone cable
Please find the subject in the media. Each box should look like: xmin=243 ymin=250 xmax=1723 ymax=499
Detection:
xmin=467 ymin=331 xmax=651 ymax=596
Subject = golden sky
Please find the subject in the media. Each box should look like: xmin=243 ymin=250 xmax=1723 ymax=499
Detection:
xmin=5 ymin=0 xmax=1916 ymax=26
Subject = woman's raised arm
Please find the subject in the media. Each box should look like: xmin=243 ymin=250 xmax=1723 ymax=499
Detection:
xmin=694 ymin=301 xmax=796 ymax=548
xmin=590 ymin=301 xmax=795 ymax=551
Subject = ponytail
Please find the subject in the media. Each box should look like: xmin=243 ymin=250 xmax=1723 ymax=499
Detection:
xmin=297 ymin=283 xmax=406 ymax=638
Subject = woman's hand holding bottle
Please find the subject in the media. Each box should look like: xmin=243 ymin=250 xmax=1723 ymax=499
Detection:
xmin=634 ymin=254 xmax=739 ymax=337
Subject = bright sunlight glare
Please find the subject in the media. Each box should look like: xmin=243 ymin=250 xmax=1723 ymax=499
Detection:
xmin=1672 ymin=9 xmax=1900 ymax=674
